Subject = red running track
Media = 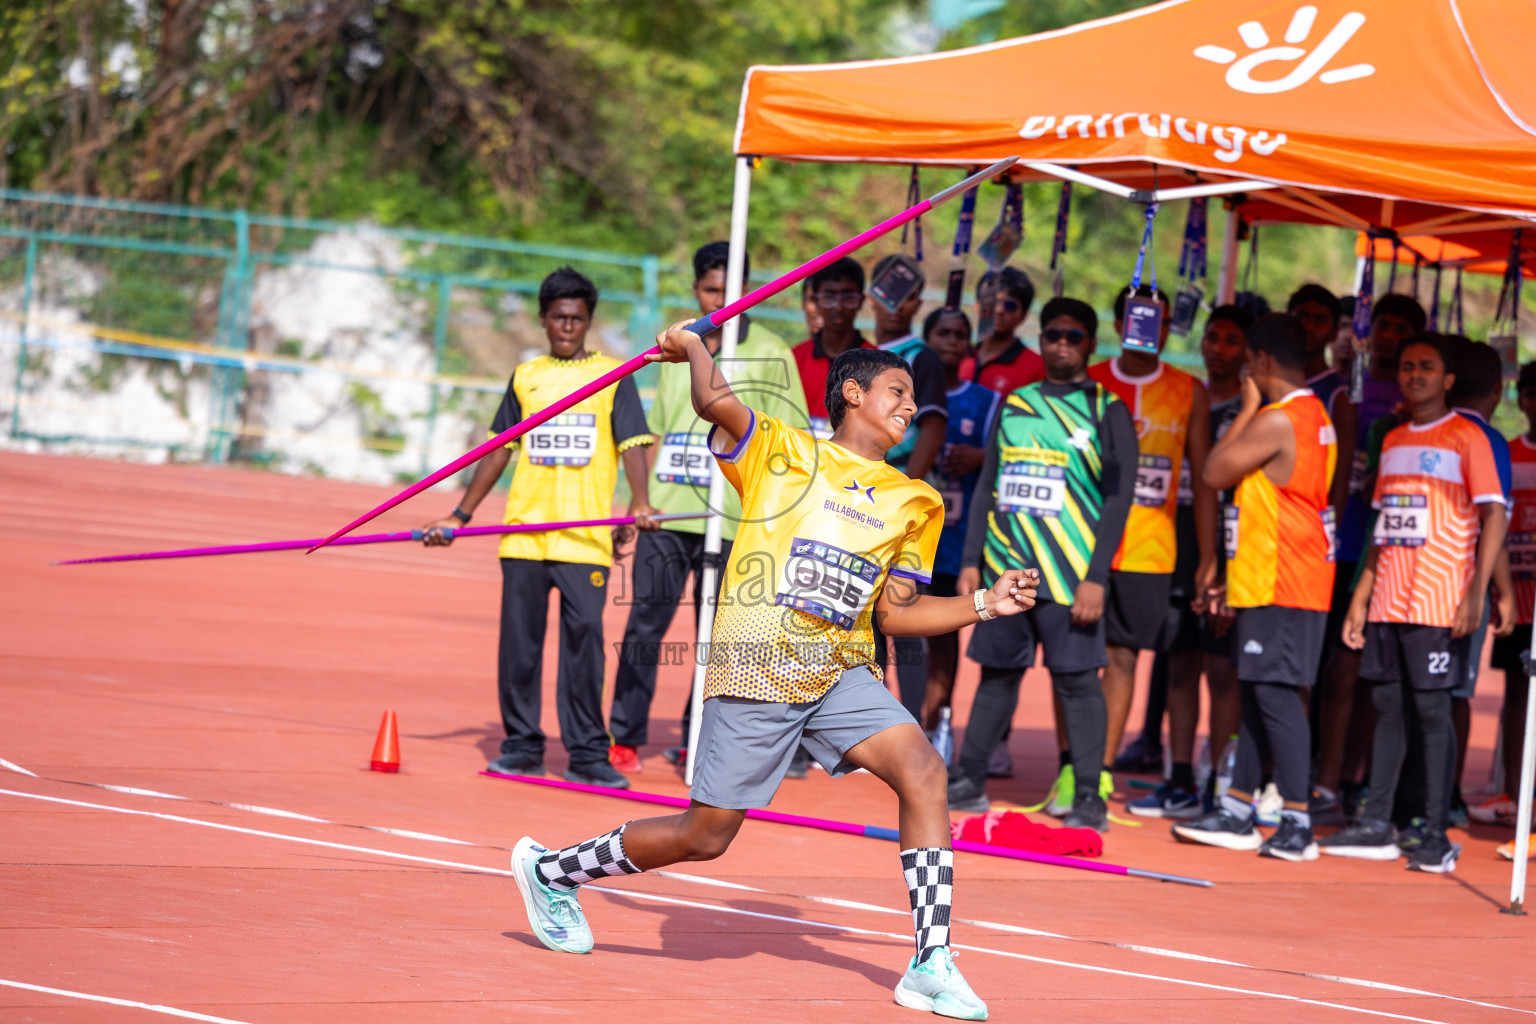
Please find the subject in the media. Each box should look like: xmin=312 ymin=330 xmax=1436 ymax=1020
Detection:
xmin=0 ymin=450 xmax=1530 ymax=1022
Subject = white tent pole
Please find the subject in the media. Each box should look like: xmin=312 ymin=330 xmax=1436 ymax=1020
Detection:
xmin=1153 ymin=180 xmax=1276 ymax=203
xmin=1216 ymin=199 xmax=1240 ymax=304
xmin=1507 ymin=597 xmax=1536 ymax=915
xmin=685 ymin=154 xmax=752 ymax=787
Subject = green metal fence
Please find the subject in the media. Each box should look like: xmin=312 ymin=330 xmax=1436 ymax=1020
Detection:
xmin=0 ymin=188 xmax=711 ymax=479
xmin=0 ymin=187 xmax=1195 ymax=483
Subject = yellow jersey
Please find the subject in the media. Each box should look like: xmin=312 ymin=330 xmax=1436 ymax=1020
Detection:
xmin=492 ymin=352 xmax=652 ymax=564
xmin=1088 ymin=359 xmax=1196 ymax=574
xmin=707 ymin=412 xmax=944 ymax=704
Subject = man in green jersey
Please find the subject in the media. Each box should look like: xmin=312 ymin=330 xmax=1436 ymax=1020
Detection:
xmin=948 ymin=296 xmax=1138 ymax=830
xmin=607 ymin=242 xmax=808 ymax=773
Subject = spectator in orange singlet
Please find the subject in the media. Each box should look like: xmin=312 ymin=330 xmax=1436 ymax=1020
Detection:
xmin=1173 ymin=313 xmax=1337 ymax=862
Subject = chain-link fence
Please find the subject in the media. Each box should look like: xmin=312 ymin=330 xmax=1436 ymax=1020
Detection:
xmin=0 ymin=189 xmax=817 ymax=483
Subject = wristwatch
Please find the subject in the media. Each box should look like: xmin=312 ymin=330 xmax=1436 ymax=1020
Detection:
xmin=973 ymin=589 xmax=995 ymax=621
xmin=450 ymin=506 xmax=472 ymax=525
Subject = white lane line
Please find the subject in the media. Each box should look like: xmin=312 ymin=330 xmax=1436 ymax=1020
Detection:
xmin=0 ymin=787 xmax=1456 ymax=1022
xmin=3 ymin=763 xmax=1526 ymax=1018
xmin=0 ymin=978 xmax=256 ymax=1023
xmin=0 ymin=788 xmax=517 ymax=877
xmin=594 ymin=887 xmax=1455 ymax=1024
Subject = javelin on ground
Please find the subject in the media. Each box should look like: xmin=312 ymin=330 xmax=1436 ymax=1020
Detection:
xmin=55 ymin=512 xmax=706 ymax=566
xmin=305 ymin=156 xmax=1021 ymax=553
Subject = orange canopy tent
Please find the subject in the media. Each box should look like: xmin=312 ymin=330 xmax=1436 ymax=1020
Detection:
xmin=734 ymin=0 xmax=1536 ymax=224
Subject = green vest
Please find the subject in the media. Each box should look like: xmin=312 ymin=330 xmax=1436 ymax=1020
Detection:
xmin=648 ymin=321 xmax=807 ymax=541
xmin=982 ymin=381 xmax=1116 ymax=603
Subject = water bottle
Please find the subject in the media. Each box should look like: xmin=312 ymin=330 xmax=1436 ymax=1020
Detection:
xmin=1215 ymin=734 xmax=1238 ymax=799
xmin=932 ymin=706 xmax=955 ymax=767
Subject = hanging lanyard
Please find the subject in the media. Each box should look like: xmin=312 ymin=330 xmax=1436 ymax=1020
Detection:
xmin=1050 ymin=181 xmax=1072 ymax=296
xmin=945 ymin=180 xmax=979 ymax=308
xmin=1497 ymin=229 xmax=1525 ymax=332
xmin=1130 ymin=202 xmax=1160 ymax=292
xmin=1178 ymin=198 xmax=1208 ymax=281
xmin=1451 ymin=267 xmax=1465 ymax=336
xmin=1352 ymin=229 xmax=1377 ymax=341
xmin=1240 ymin=224 xmax=1259 ymax=296
xmin=1385 ymin=239 xmax=1400 ymax=294
xmin=901 ymin=165 xmax=923 ymax=263
xmin=1429 ymin=262 xmax=1443 ymax=332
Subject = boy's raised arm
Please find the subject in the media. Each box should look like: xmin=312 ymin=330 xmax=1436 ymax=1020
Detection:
xmin=649 ymin=320 xmax=754 ymax=448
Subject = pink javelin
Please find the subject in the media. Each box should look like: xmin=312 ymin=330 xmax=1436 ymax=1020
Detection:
xmin=482 ymin=770 xmax=1213 ymax=887
xmin=306 ymin=157 xmax=1020 ymax=553
xmin=55 ymin=511 xmax=706 ymax=566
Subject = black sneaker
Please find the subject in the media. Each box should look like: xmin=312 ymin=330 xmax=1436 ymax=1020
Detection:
xmin=946 ymin=775 xmax=990 ymax=814
xmin=1396 ymin=817 xmax=1428 ymax=853
xmin=1171 ymin=809 xmax=1262 ymax=851
xmin=564 ymin=761 xmax=632 ymax=790
xmin=786 ymin=746 xmax=809 ymax=780
xmin=1112 ymin=735 xmax=1165 ymax=774
xmin=662 ymin=747 xmax=687 ymax=767
xmin=1259 ymin=817 xmax=1318 ymax=862
xmin=1063 ymin=793 xmax=1109 ymax=833
xmin=487 ymin=753 xmax=545 ymax=776
xmin=1318 ymin=818 xmax=1399 ymax=860
xmin=1405 ymin=830 xmax=1461 ymax=874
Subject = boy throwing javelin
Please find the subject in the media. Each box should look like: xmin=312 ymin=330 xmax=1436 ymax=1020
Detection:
xmin=509 ymin=319 xmax=1039 ymax=1021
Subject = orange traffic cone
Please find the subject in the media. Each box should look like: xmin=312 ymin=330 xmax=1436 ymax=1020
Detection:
xmin=370 ymin=710 xmax=401 ymax=772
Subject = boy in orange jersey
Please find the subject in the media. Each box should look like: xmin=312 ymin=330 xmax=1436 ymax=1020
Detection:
xmin=1089 ymin=286 xmax=1218 ymax=796
xmin=1173 ymin=314 xmax=1336 ymax=861
xmin=1325 ymin=333 xmax=1507 ymax=873
xmin=509 ymin=323 xmax=1039 ymax=1021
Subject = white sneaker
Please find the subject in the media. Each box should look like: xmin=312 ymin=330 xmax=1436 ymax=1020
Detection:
xmin=511 ymin=836 xmax=594 ymax=954
xmin=1255 ymin=782 xmax=1283 ymax=827
xmin=894 ymin=948 xmax=988 ymax=1020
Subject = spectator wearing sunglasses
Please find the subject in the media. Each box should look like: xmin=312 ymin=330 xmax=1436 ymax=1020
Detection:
xmin=1090 ymin=286 xmax=1219 ymax=802
xmin=960 ymin=267 xmax=1045 ymax=397
xmin=791 ymin=257 xmax=874 ymax=440
xmin=950 ymin=297 xmax=1138 ymax=831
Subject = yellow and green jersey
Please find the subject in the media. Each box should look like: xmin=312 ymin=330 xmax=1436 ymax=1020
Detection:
xmin=648 ymin=320 xmax=807 ymax=541
xmin=707 ymin=413 xmax=943 ymax=704
xmin=972 ymin=380 xmax=1138 ymax=603
xmin=491 ymin=352 xmax=652 ymax=564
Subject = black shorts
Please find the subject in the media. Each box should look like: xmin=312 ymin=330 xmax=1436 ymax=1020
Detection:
xmin=1155 ymin=598 xmax=1201 ymax=653
xmin=1359 ymin=622 xmax=1469 ymax=692
xmin=1492 ymin=623 xmax=1533 ymax=678
xmin=931 ymin=572 xmax=959 ymax=599
xmin=1451 ymin=594 xmax=1493 ymax=700
xmin=1105 ymin=571 xmax=1173 ymax=650
xmin=966 ymin=598 xmax=1107 ymax=674
xmin=1198 ymin=614 xmax=1235 ymax=659
xmin=1233 ymin=605 xmax=1327 ymax=686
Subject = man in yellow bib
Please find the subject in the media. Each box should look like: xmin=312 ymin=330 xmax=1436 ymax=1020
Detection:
xmin=422 ymin=268 xmax=657 ymax=788
xmin=509 ymin=320 xmax=1038 ymax=1021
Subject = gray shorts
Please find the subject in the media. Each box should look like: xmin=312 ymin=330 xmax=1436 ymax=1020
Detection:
xmin=689 ymin=665 xmax=915 ymax=809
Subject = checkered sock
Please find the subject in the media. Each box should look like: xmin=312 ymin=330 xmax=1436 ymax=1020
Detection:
xmin=901 ymin=847 xmax=953 ymax=965
xmin=535 ymin=823 xmax=642 ymax=893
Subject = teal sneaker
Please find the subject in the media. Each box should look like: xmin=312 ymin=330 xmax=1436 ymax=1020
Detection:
xmin=893 ymin=948 xmax=988 ymax=1020
xmin=512 ymin=836 xmax=594 ymax=954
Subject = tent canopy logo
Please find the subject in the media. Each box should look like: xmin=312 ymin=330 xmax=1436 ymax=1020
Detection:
xmin=1195 ymin=6 xmax=1375 ymax=95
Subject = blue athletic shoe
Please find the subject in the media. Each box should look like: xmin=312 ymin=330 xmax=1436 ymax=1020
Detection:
xmin=1127 ymin=782 xmax=1202 ymax=820
xmin=512 ymin=836 xmax=594 ymax=954
xmin=894 ymin=949 xmax=988 ymax=1020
